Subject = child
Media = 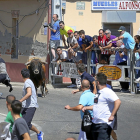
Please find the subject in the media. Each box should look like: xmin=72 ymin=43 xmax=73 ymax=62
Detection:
xmin=5 ymin=95 xmax=22 ymax=133
xmin=11 ymin=100 xmax=31 ymax=140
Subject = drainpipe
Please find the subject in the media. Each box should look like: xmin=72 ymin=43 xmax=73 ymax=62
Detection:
xmin=46 ymin=0 xmax=52 ymax=83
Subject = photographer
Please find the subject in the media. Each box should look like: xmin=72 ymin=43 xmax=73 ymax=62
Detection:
xmin=48 ymin=14 xmax=60 ymax=61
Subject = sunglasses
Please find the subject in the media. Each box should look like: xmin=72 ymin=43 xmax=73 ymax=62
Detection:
xmin=105 ymin=33 xmax=109 ymax=35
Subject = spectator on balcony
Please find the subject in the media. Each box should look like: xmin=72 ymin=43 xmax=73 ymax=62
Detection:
xmin=79 ymin=30 xmax=93 ymax=65
xmin=59 ymin=21 xmax=74 ymax=48
xmin=98 ymin=29 xmax=109 ymax=64
xmin=93 ymin=35 xmax=100 ymax=64
xmin=134 ymin=35 xmax=140 ymax=88
xmin=67 ymin=30 xmax=79 ymax=62
xmin=49 ymin=14 xmax=60 ymax=61
xmin=108 ymin=26 xmax=135 ymax=78
xmin=112 ymin=40 xmax=129 ymax=92
xmin=56 ymin=47 xmax=68 ymax=63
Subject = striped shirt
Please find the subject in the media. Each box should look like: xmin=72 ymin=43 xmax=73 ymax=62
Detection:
xmin=98 ymin=35 xmax=109 ymax=54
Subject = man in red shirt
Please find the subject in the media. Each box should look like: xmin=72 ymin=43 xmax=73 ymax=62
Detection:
xmin=98 ymin=29 xmax=110 ymax=64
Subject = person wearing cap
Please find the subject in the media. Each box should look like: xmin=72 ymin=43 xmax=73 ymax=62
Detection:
xmin=108 ymin=26 xmax=135 ymax=77
xmin=59 ymin=21 xmax=74 ymax=48
xmin=112 ymin=40 xmax=129 ymax=92
xmin=67 ymin=30 xmax=79 ymax=88
xmin=67 ymin=29 xmax=79 ymax=61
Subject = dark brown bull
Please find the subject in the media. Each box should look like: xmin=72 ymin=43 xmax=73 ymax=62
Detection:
xmin=26 ymin=59 xmax=48 ymax=97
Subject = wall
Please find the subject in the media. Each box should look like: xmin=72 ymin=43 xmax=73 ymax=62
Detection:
xmin=0 ymin=0 xmax=48 ymax=63
xmin=0 ymin=0 xmax=49 ymax=82
xmin=64 ymin=0 xmax=140 ymax=37
xmin=133 ymin=12 xmax=140 ymax=36
xmin=64 ymin=0 xmax=102 ymax=36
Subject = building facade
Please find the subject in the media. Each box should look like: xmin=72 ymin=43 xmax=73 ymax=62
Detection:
xmin=62 ymin=0 xmax=140 ymax=37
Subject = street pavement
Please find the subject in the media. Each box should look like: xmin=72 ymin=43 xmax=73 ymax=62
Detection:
xmin=0 ymin=82 xmax=140 ymax=140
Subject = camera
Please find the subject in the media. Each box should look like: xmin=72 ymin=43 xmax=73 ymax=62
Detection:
xmin=43 ymin=23 xmax=52 ymax=28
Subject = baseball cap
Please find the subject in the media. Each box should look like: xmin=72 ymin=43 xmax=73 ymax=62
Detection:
xmin=118 ymin=26 xmax=126 ymax=32
xmin=67 ymin=30 xmax=73 ymax=34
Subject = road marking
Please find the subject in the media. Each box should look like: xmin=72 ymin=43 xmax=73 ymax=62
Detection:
xmin=0 ymin=113 xmax=6 ymax=117
xmin=0 ymin=113 xmax=42 ymax=136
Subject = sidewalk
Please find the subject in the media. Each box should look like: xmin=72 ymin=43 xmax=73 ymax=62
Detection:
xmin=10 ymin=81 xmax=120 ymax=87
xmin=0 ymin=113 xmax=5 ymax=122
xmin=0 ymin=113 xmax=42 ymax=137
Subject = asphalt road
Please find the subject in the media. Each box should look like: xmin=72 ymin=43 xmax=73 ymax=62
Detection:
xmin=0 ymin=82 xmax=140 ymax=140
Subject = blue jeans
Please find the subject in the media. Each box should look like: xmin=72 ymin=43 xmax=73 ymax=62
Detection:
xmin=91 ymin=50 xmax=96 ymax=74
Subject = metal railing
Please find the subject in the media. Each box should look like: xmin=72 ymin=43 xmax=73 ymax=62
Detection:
xmin=50 ymin=47 xmax=139 ymax=94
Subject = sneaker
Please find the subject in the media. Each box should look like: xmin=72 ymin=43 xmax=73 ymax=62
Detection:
xmin=52 ymin=58 xmax=57 ymax=62
xmin=136 ymin=77 xmax=140 ymax=82
xmin=37 ymin=131 xmax=44 ymax=140
xmin=120 ymin=89 xmax=129 ymax=93
xmin=67 ymin=84 xmax=77 ymax=88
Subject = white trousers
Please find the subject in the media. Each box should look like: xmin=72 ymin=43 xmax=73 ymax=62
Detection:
xmin=78 ymin=129 xmax=87 ymax=140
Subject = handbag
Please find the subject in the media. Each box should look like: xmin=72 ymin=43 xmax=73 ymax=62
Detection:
xmin=81 ymin=110 xmax=92 ymax=133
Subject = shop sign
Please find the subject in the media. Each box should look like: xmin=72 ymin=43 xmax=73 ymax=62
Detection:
xmin=91 ymin=1 xmax=140 ymax=10
xmin=97 ymin=65 xmax=122 ymax=80
xmin=77 ymin=2 xmax=85 ymax=10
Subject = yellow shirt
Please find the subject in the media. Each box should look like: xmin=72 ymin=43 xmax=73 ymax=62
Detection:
xmin=60 ymin=26 xmax=74 ymax=37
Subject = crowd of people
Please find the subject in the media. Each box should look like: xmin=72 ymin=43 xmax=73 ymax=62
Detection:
xmin=0 ymin=68 xmax=43 ymax=140
xmin=65 ymin=64 xmax=121 ymax=140
xmin=49 ymin=14 xmax=140 ymax=91
xmin=0 ymin=13 xmax=139 ymax=140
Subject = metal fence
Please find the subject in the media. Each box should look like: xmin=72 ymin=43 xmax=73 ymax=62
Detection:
xmin=50 ymin=47 xmax=139 ymax=94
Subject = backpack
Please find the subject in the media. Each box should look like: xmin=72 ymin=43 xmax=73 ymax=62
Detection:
xmin=81 ymin=110 xmax=92 ymax=133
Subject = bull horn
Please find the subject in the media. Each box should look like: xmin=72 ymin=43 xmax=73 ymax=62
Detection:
xmin=25 ymin=62 xmax=31 ymax=65
xmin=41 ymin=61 xmax=48 ymax=64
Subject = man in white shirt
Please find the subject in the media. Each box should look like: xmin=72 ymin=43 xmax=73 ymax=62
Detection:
xmin=82 ymin=72 xmax=121 ymax=140
xmin=56 ymin=47 xmax=68 ymax=63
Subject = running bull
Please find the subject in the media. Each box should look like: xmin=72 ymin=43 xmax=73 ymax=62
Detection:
xmin=25 ymin=59 xmax=48 ymax=97
xmin=0 ymin=57 xmax=13 ymax=92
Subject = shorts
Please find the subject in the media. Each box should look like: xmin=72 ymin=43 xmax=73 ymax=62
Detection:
xmin=50 ymin=40 xmax=60 ymax=49
xmin=92 ymin=123 xmax=112 ymax=140
xmin=0 ymin=74 xmax=6 ymax=83
xmin=21 ymin=107 xmax=36 ymax=129
xmin=101 ymin=54 xmax=110 ymax=64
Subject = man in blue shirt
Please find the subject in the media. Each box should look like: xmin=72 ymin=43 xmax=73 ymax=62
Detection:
xmin=48 ymin=14 xmax=60 ymax=61
xmin=65 ymin=79 xmax=95 ymax=140
xmin=79 ymin=30 xmax=93 ymax=64
xmin=108 ymin=26 xmax=135 ymax=77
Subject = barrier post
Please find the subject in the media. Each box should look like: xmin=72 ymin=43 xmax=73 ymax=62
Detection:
xmin=130 ymin=49 xmax=135 ymax=94
xmin=87 ymin=50 xmax=91 ymax=74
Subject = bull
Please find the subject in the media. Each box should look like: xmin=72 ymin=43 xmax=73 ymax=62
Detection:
xmin=25 ymin=58 xmax=48 ymax=98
